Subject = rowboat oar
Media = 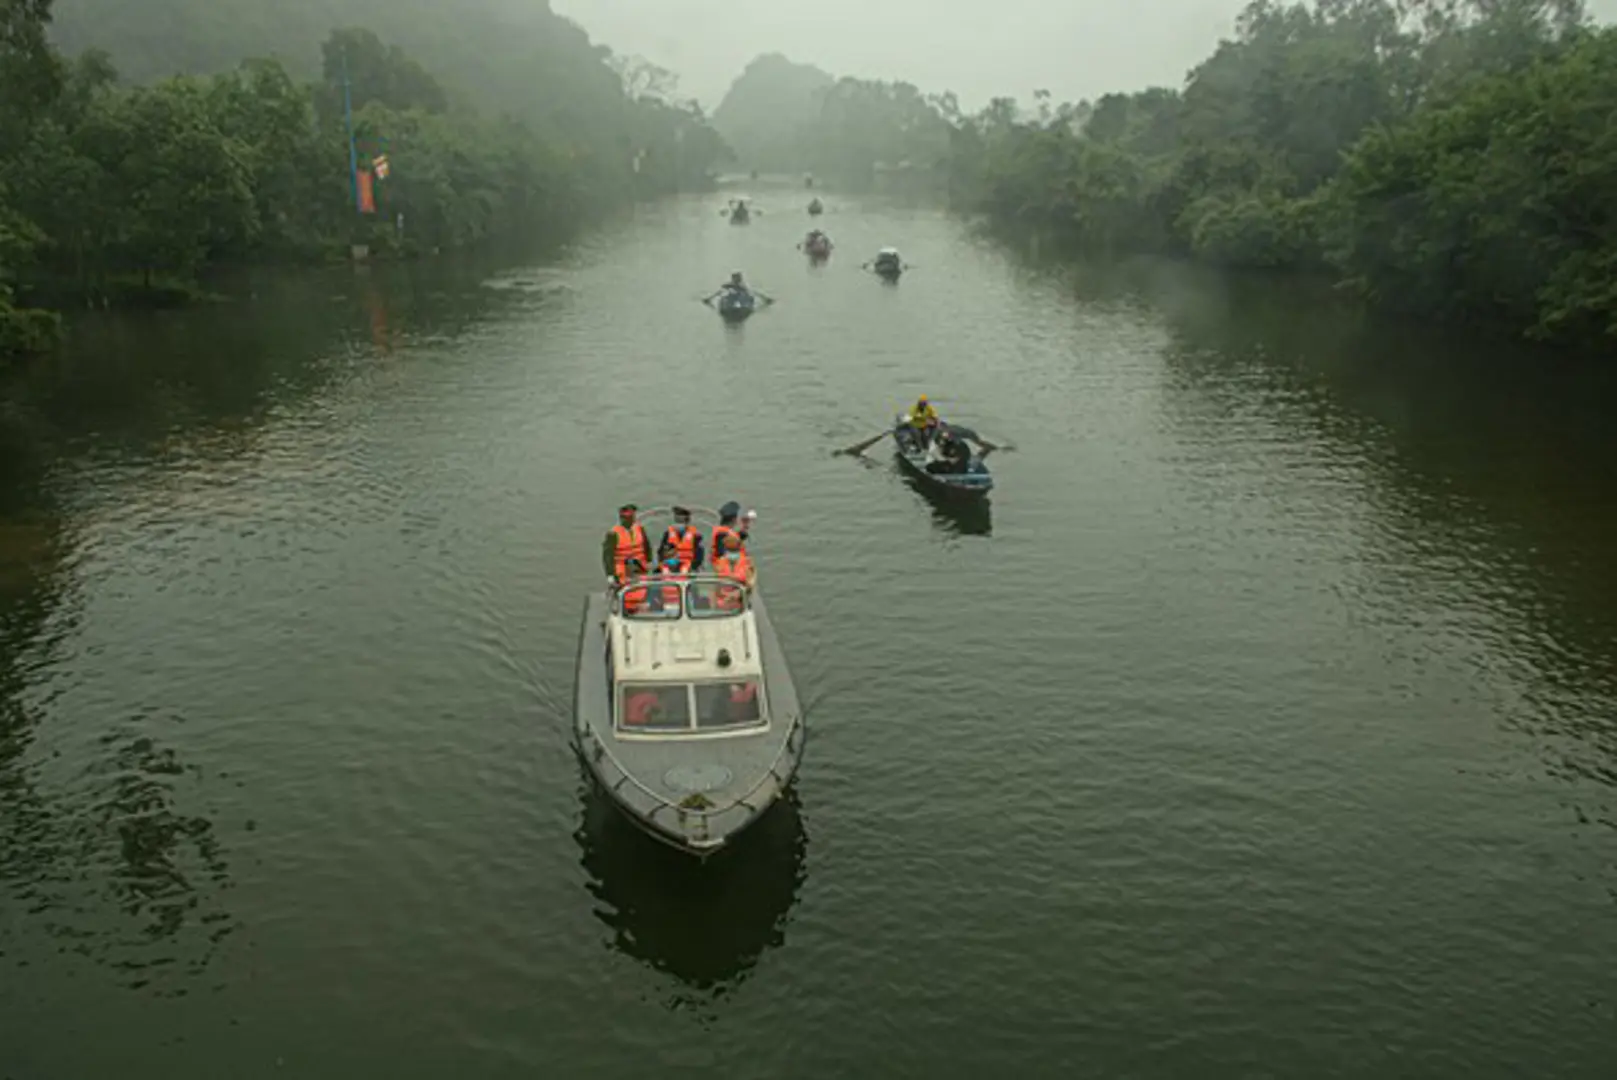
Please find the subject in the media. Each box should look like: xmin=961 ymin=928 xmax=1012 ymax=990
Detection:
xmin=837 ymin=429 xmax=891 ymax=456
xmin=945 ymin=424 xmax=1013 ymax=454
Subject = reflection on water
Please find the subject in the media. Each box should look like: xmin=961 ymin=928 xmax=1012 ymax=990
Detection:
xmin=900 ymin=470 xmax=993 ymax=537
xmin=1 ymin=714 xmax=236 ymax=993
xmin=1144 ymin=264 xmax=1617 ymax=821
xmin=576 ymin=776 xmax=808 ymax=1004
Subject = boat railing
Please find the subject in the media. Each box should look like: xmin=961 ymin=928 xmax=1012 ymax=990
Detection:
xmin=580 ymin=709 xmax=805 ymax=837
xmin=609 ymin=572 xmax=752 ymax=620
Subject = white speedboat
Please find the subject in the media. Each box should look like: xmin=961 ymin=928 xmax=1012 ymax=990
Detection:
xmin=573 ymin=507 xmax=804 ymax=856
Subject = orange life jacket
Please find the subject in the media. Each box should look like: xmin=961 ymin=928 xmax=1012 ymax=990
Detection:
xmin=715 ymin=550 xmax=752 ymax=583
xmin=612 ymin=523 xmax=647 ymax=581
xmin=654 ymin=570 xmax=685 ymax=610
xmin=713 ymin=554 xmax=753 ymax=606
xmin=711 ymin=523 xmax=739 ymax=556
xmin=622 ymin=585 xmax=649 ymax=614
xmin=625 ymin=691 xmax=659 ymax=725
xmin=663 ymin=524 xmax=699 ymax=571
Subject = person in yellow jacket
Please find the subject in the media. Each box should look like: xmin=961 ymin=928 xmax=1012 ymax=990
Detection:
xmin=905 ymin=394 xmax=939 ymax=449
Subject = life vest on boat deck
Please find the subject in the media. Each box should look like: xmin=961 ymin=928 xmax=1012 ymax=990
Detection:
xmin=654 ymin=571 xmax=685 ymax=610
xmin=663 ymin=525 xmax=699 ymax=570
xmin=612 ymin=523 xmax=647 ymax=581
xmin=621 ymin=585 xmax=650 ymax=614
xmin=625 ymin=690 xmax=660 ymax=725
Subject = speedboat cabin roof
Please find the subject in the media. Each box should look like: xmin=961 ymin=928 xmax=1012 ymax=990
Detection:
xmin=609 ymin=576 xmax=760 ymax=680
xmin=608 ymin=574 xmax=771 ymax=733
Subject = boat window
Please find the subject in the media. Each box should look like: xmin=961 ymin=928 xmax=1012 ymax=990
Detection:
xmin=685 ymin=580 xmax=746 ymax=618
xmin=619 ymin=582 xmax=682 ymax=619
xmin=619 ymin=684 xmax=690 ymax=732
xmin=695 ymin=680 xmax=764 ymax=730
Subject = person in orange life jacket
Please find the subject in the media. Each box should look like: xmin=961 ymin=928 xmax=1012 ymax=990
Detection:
xmin=713 ymin=533 xmax=755 ymax=589
xmin=603 ymin=503 xmax=652 ymax=584
xmin=711 ymin=500 xmax=751 ymax=556
xmin=660 ymin=506 xmax=705 ymax=572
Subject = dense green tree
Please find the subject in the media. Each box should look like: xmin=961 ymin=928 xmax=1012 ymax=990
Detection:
xmin=1 ymin=0 xmax=64 ymax=350
xmin=3 ymin=1 xmax=731 ymax=359
xmin=1324 ymin=24 xmax=1617 ymax=341
xmin=944 ymin=0 xmax=1613 ymax=349
xmin=319 ymin=26 xmax=447 ymax=117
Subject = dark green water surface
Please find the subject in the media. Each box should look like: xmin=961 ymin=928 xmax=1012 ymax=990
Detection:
xmin=2 ymin=193 xmax=1614 ymax=1078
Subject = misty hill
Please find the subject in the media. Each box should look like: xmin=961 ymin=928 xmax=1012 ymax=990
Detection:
xmin=711 ymin=53 xmax=835 ymax=173
xmin=47 ymin=0 xmax=621 ymax=135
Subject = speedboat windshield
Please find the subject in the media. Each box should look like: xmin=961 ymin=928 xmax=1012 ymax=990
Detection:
xmin=618 ymin=678 xmax=766 ymax=735
xmin=615 ymin=578 xmax=747 ymax=618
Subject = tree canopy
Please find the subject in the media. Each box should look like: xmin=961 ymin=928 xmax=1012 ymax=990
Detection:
xmin=944 ymin=0 xmax=1617 ymax=350
xmin=2 ymin=0 xmax=731 ymax=358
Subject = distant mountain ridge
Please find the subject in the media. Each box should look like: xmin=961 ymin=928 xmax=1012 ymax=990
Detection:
xmin=46 ymin=0 xmax=619 ymax=129
xmin=710 ymin=53 xmax=835 ymax=173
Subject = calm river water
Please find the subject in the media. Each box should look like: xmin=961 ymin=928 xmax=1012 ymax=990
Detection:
xmin=2 ymin=191 xmax=1615 ymax=1078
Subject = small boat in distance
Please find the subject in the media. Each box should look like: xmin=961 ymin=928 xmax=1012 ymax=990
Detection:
xmin=704 ymin=273 xmax=772 ymax=321
xmin=717 ymin=289 xmax=757 ymax=320
xmin=726 ymin=197 xmax=752 ymax=224
xmin=871 ymin=247 xmax=904 ymax=280
xmin=802 ymin=230 xmax=832 ymax=260
xmin=574 ymin=507 xmax=805 ymax=857
xmin=807 ymin=197 xmax=824 ymax=216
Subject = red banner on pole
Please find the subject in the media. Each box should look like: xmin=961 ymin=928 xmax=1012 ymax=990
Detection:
xmin=357 ymin=168 xmax=376 ymax=214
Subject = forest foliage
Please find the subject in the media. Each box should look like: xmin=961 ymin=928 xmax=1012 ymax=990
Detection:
xmin=1 ymin=0 xmax=731 ymax=356
xmin=943 ymin=0 xmax=1615 ymax=349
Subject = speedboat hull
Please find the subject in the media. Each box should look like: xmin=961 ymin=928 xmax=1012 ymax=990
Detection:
xmin=573 ymin=592 xmax=806 ymax=858
xmin=892 ymin=430 xmax=994 ymax=495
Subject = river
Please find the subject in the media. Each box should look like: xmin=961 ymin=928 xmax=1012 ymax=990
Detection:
xmin=2 ymin=191 xmax=1614 ymax=1078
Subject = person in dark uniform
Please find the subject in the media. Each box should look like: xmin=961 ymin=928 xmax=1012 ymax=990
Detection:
xmin=926 ymin=427 xmax=972 ymax=474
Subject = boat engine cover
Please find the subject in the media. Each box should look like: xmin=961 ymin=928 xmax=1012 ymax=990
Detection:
xmin=664 ymin=763 xmax=733 ymax=793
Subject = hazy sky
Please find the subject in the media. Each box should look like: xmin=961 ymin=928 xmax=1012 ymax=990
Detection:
xmin=553 ymin=0 xmax=1617 ymax=109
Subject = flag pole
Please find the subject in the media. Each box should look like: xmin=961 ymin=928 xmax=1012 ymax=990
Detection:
xmin=343 ymin=48 xmax=361 ymax=212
